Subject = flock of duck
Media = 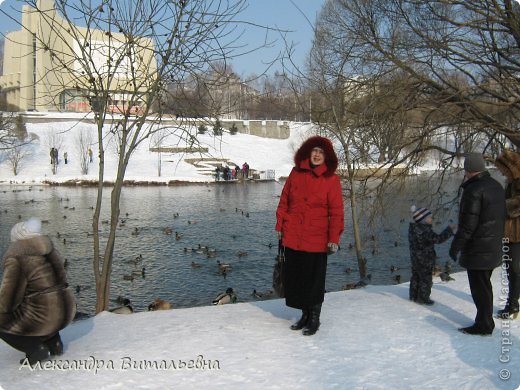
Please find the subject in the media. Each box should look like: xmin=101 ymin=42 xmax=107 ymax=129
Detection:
xmin=108 ymin=206 xmax=268 ymax=313
xmin=4 ymin=186 xmax=457 ymax=317
xmin=3 ymin=187 xmax=262 ymax=315
xmin=109 ymin=297 xmax=173 ymax=314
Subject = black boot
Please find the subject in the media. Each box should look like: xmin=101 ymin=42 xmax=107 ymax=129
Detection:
xmin=497 ymin=302 xmax=511 ymax=319
xmin=20 ymin=343 xmax=50 ymax=366
xmin=512 ymin=303 xmax=520 ymax=320
xmin=290 ymin=309 xmax=310 ymax=330
xmin=302 ymin=303 xmax=322 ymax=336
xmin=458 ymin=325 xmax=493 ymax=336
xmin=497 ymin=301 xmax=519 ymax=319
xmin=416 ymin=298 xmax=435 ymax=306
xmin=45 ymin=333 xmax=64 ymax=356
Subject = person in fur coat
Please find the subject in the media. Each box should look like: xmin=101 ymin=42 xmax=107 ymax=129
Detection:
xmin=495 ymin=150 xmax=520 ymax=319
xmin=0 ymin=218 xmax=76 ymax=365
xmin=275 ymin=136 xmax=344 ymax=336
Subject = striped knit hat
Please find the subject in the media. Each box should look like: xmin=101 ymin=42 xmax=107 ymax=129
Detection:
xmin=411 ymin=205 xmax=432 ymax=223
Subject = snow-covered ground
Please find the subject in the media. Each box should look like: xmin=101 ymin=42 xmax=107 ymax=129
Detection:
xmin=0 ymin=270 xmax=518 ymax=390
xmin=0 ymin=113 xmax=315 ymax=184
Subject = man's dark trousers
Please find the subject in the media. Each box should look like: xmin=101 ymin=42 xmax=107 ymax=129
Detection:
xmin=467 ymin=269 xmax=495 ymax=332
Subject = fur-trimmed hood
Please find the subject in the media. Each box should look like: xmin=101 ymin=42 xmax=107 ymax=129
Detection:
xmin=0 ymin=235 xmax=75 ymax=337
xmin=294 ymin=136 xmax=338 ymax=176
xmin=495 ymin=149 xmax=520 ymax=179
xmin=3 ymin=235 xmax=53 ymax=261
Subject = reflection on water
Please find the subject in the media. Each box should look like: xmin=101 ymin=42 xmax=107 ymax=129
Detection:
xmin=0 ymin=174 xmax=468 ymax=316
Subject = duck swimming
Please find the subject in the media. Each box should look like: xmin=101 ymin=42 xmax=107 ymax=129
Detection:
xmin=217 ymin=261 xmax=232 ymax=273
xmin=163 ymin=227 xmax=173 ymax=235
xmin=127 ymin=254 xmax=143 ymax=266
xmin=252 ymin=289 xmax=274 ymax=300
xmin=132 ymin=267 xmax=146 ymax=277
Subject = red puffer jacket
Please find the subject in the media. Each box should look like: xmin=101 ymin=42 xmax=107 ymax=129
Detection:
xmin=276 ymin=136 xmax=344 ymax=253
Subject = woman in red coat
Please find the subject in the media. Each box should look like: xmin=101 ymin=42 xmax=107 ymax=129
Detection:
xmin=275 ymin=136 xmax=344 ymax=335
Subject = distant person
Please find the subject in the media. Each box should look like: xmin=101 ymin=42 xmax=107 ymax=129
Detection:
xmin=494 ymin=150 xmax=520 ymax=320
xmin=63 ymin=151 xmax=68 ymax=164
xmin=449 ymin=153 xmax=506 ymax=335
xmin=408 ymin=205 xmax=455 ymax=305
xmin=53 ymin=148 xmax=59 ymax=165
xmin=50 ymin=147 xmax=56 ymax=165
xmin=223 ymin=166 xmax=230 ymax=181
xmin=215 ymin=166 xmax=221 ymax=181
xmin=242 ymin=162 xmax=249 ymax=179
xmin=88 ymin=148 xmax=93 ymax=163
xmin=0 ymin=218 xmax=76 ymax=365
xmin=275 ymin=136 xmax=344 ymax=336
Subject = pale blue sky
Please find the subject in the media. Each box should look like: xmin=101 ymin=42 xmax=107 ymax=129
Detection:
xmin=0 ymin=0 xmax=325 ymax=77
xmin=229 ymin=0 xmax=326 ymax=76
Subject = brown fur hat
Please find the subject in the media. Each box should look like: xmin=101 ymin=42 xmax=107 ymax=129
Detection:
xmin=294 ymin=136 xmax=338 ymax=175
xmin=495 ymin=150 xmax=520 ymax=179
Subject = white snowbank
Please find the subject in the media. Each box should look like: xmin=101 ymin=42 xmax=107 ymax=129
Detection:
xmin=0 ymin=271 xmax=518 ymax=389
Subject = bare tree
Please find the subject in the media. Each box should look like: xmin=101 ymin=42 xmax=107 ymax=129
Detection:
xmin=46 ymin=132 xmax=64 ymax=151
xmin=0 ymin=114 xmax=35 ymax=173
xmin=0 ymin=113 xmax=15 ymax=150
xmin=12 ymin=115 xmax=28 ymax=141
xmin=11 ymin=0 xmax=250 ymax=312
xmin=150 ymin=128 xmax=169 ymax=177
xmin=299 ymin=0 xmax=520 ymax=279
xmin=4 ymin=140 xmax=32 ymax=175
xmin=75 ymin=127 xmax=93 ymax=175
xmin=44 ymin=129 xmax=65 ymax=174
xmin=312 ymin=0 xmax=520 ymax=149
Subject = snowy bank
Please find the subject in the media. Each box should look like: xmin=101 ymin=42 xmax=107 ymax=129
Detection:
xmin=0 ymin=270 xmax=518 ymax=390
xmin=0 ymin=114 xmax=315 ymax=185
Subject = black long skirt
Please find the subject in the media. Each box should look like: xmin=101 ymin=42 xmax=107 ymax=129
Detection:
xmin=283 ymin=247 xmax=327 ymax=309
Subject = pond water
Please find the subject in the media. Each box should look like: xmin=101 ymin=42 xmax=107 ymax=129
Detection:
xmin=0 ymin=175 xmax=467 ymax=316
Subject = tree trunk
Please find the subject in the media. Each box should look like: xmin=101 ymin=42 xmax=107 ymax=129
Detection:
xmin=93 ymin=116 xmax=107 ymax=313
xmin=349 ymin=178 xmax=367 ymax=279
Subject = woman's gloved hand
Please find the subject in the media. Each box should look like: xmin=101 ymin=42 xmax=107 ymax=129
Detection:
xmin=327 ymin=243 xmax=338 ymax=254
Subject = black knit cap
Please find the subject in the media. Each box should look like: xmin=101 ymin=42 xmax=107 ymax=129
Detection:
xmin=464 ymin=152 xmax=486 ymax=173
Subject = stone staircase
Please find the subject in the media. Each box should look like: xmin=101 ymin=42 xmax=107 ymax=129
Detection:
xmin=184 ymin=157 xmax=239 ymax=177
xmin=183 ymin=157 xmax=275 ymax=180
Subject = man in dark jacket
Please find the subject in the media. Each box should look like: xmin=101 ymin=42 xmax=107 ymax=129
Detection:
xmin=449 ymin=153 xmax=506 ymax=335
